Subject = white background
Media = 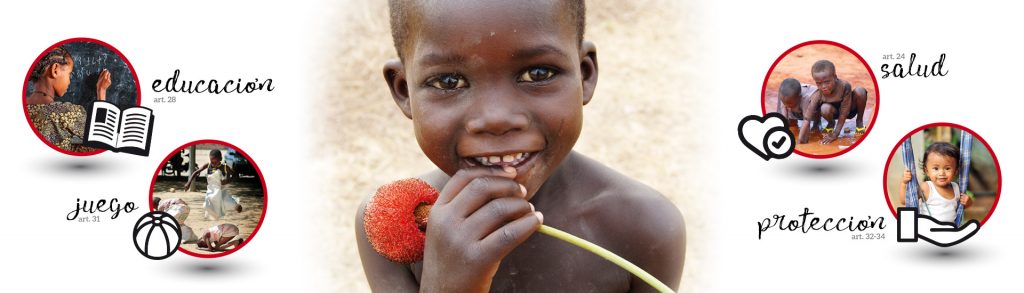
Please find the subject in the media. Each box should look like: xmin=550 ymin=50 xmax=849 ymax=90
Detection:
xmin=0 ymin=0 xmax=322 ymax=291
xmin=1 ymin=0 xmax=1021 ymax=292
xmin=706 ymin=0 xmax=1021 ymax=292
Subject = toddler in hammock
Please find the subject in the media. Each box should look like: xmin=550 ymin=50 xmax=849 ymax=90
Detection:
xmin=899 ymin=142 xmax=972 ymax=222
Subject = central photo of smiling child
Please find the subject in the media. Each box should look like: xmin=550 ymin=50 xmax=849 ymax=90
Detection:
xmin=316 ymin=0 xmax=706 ymax=292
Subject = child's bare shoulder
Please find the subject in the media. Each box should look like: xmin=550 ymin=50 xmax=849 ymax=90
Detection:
xmin=559 ymin=152 xmax=685 ymax=283
xmin=566 ymin=153 xmax=685 ymax=251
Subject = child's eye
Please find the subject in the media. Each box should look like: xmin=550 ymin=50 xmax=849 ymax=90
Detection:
xmin=518 ymin=67 xmax=557 ymax=82
xmin=426 ymin=74 xmax=468 ymax=90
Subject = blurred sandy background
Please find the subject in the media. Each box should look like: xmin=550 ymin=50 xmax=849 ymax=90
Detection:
xmin=762 ymin=43 xmax=878 ymax=156
xmin=313 ymin=0 xmax=710 ymax=291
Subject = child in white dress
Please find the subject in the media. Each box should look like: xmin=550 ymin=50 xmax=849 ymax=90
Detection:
xmin=184 ymin=149 xmax=243 ymax=220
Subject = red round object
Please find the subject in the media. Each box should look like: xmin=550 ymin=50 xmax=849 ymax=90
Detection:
xmin=364 ymin=178 xmax=439 ymax=263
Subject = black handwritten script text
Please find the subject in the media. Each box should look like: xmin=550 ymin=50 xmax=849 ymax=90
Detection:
xmin=758 ymin=207 xmax=886 ymax=239
xmin=66 ymin=198 xmax=137 ymax=221
xmin=880 ymin=53 xmax=948 ymax=79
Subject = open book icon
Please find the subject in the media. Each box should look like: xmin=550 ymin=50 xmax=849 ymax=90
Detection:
xmin=83 ymin=101 xmax=154 ymax=156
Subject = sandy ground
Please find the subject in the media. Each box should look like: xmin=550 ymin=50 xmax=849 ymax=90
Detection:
xmin=314 ymin=0 xmax=709 ymax=292
xmin=762 ymin=44 xmax=878 ymax=156
xmin=152 ymin=174 xmax=266 ymax=255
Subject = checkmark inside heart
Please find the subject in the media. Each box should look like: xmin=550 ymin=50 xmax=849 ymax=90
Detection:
xmin=771 ymin=136 xmax=787 ymax=149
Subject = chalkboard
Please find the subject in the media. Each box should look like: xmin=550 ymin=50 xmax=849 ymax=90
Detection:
xmin=25 ymin=41 xmax=138 ymax=109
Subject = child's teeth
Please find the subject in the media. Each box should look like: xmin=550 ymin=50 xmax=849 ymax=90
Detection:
xmin=471 ymin=152 xmax=530 ymax=167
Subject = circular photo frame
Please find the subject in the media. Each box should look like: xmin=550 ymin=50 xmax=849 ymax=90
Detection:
xmin=761 ymin=40 xmax=879 ymax=159
xmin=149 ymin=140 xmax=268 ymax=258
xmin=883 ymin=123 xmax=1001 ymax=227
xmin=22 ymin=37 xmax=141 ymax=156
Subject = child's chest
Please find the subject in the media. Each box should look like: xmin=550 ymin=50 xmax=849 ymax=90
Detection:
xmin=207 ymin=163 xmax=227 ymax=175
xmin=818 ymin=82 xmax=848 ymax=103
xmin=409 ymin=229 xmax=633 ymax=292
xmin=488 ymin=234 xmax=632 ymax=292
xmin=819 ymin=90 xmax=844 ymax=103
xmin=931 ymin=185 xmax=956 ymax=200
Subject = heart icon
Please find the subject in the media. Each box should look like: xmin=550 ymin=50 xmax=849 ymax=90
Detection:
xmin=738 ymin=112 xmax=795 ymax=161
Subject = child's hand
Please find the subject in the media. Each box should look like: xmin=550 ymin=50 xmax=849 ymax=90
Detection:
xmin=902 ymin=169 xmax=912 ymax=184
xmin=420 ymin=166 xmax=542 ymax=292
xmin=95 ymin=69 xmax=111 ymax=101
xmin=960 ymin=194 xmax=972 ymax=207
xmin=820 ymin=133 xmax=839 ymax=144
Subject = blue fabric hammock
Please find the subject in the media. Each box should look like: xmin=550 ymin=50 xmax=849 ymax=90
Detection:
xmin=902 ymin=132 xmax=973 ymax=226
xmin=901 ymin=138 xmax=920 ymax=209
xmin=955 ymin=131 xmax=973 ymax=226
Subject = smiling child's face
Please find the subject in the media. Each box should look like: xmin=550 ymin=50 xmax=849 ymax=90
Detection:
xmin=385 ymin=0 xmax=598 ymax=198
xmin=925 ymin=152 xmax=958 ymax=187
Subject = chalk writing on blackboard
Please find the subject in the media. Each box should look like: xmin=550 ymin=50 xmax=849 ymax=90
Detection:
xmin=25 ymin=40 xmax=139 ymax=109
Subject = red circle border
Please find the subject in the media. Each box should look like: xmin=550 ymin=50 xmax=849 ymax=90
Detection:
xmin=148 ymin=139 xmax=269 ymax=258
xmin=21 ymin=37 xmax=143 ymax=156
xmin=760 ymin=40 xmax=880 ymax=159
xmin=881 ymin=122 xmax=1002 ymax=226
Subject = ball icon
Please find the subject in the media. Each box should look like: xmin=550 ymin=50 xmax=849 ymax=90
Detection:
xmin=133 ymin=211 xmax=181 ymax=260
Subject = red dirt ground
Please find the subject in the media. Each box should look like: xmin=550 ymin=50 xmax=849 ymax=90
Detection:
xmin=762 ymin=44 xmax=878 ymax=156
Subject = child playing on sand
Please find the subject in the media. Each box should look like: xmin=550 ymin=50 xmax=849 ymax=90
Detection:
xmin=155 ymin=197 xmax=190 ymax=221
xmin=799 ymin=59 xmax=869 ymax=144
xmin=185 ymin=149 xmax=243 ymax=221
xmin=356 ymin=0 xmax=685 ymax=291
xmin=153 ymin=197 xmax=198 ymax=244
xmin=899 ymin=142 xmax=972 ymax=223
xmin=196 ymin=223 xmax=244 ymax=252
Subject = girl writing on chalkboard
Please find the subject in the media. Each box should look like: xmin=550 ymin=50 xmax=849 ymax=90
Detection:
xmin=25 ymin=45 xmax=111 ymax=153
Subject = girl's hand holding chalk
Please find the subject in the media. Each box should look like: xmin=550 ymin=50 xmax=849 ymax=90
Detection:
xmin=96 ymin=68 xmax=111 ymax=101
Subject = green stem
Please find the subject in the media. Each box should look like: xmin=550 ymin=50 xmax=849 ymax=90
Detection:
xmin=537 ymin=225 xmax=675 ymax=293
